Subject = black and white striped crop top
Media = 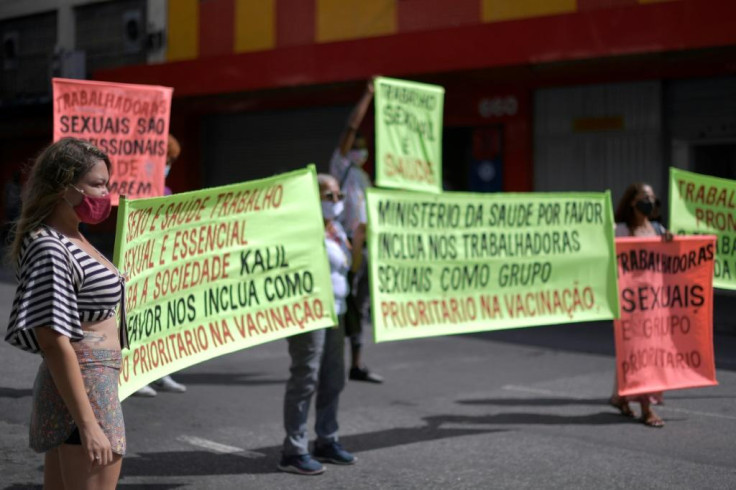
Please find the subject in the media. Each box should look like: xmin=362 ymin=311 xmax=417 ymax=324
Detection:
xmin=4 ymin=225 xmax=129 ymax=354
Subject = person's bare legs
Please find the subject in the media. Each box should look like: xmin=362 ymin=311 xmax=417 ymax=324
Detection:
xmin=44 ymin=447 xmax=65 ymax=490
xmin=609 ymin=373 xmax=634 ymax=417
xmin=640 ymin=396 xmax=664 ymax=427
xmin=649 ymin=391 xmax=664 ymax=405
xmin=58 ymin=444 xmax=122 ymax=490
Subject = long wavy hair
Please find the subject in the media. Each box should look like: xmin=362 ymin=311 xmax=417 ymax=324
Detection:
xmin=7 ymin=138 xmax=111 ymax=264
xmin=614 ymin=182 xmax=649 ymax=232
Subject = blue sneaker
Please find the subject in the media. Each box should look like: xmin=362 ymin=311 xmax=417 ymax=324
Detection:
xmin=313 ymin=442 xmax=356 ymax=465
xmin=277 ymin=454 xmax=325 ymax=475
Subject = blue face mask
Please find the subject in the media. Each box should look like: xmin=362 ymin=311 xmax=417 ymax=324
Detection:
xmin=164 ymin=165 xmax=171 ymax=178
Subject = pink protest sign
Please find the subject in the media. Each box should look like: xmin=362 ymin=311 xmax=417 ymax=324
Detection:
xmin=614 ymin=236 xmax=718 ymax=397
xmin=52 ymin=78 xmax=173 ymax=205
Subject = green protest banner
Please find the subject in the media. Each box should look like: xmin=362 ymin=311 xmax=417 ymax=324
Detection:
xmin=113 ymin=166 xmax=336 ymax=399
xmin=669 ymin=167 xmax=736 ymax=290
xmin=374 ymin=76 xmax=444 ymax=194
xmin=366 ymin=188 xmax=619 ymax=342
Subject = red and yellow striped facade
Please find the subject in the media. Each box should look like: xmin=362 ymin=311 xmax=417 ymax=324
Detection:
xmin=166 ymin=0 xmax=682 ymax=62
xmin=98 ymin=0 xmax=736 ymax=99
xmin=94 ymin=0 xmax=736 ymax=196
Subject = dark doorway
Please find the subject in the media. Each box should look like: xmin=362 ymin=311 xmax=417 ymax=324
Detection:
xmin=693 ymin=143 xmax=736 ymax=180
xmin=442 ymin=125 xmax=504 ymax=192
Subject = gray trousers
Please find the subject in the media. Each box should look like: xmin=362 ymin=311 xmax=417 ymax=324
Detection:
xmin=282 ymin=317 xmax=346 ymax=455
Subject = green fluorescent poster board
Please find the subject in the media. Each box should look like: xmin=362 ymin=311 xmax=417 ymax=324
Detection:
xmin=374 ymin=76 xmax=444 ymax=193
xmin=113 ymin=166 xmax=336 ymax=399
xmin=669 ymin=167 xmax=736 ymax=290
xmin=366 ymin=188 xmax=620 ymax=342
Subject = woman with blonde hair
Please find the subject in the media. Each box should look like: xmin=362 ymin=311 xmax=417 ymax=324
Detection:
xmin=5 ymin=137 xmax=128 ymax=488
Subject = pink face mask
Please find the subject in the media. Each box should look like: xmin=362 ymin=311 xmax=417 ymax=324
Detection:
xmin=70 ymin=185 xmax=112 ymax=224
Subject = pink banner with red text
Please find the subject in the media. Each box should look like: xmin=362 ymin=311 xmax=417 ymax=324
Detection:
xmin=53 ymin=78 xmax=173 ymax=205
xmin=614 ymin=236 xmax=718 ymax=397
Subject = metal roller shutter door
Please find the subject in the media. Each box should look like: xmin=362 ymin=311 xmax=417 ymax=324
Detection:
xmin=201 ymin=105 xmax=352 ymax=187
xmin=534 ymin=81 xmax=663 ymax=203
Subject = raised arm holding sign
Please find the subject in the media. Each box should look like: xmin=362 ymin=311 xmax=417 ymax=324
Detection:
xmin=329 ymin=80 xmax=384 ymax=384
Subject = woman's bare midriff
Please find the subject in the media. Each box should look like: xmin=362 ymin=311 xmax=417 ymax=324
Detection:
xmin=73 ymin=316 xmax=121 ymax=352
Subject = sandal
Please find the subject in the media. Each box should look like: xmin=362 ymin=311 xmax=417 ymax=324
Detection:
xmin=609 ymin=396 xmax=635 ymax=418
xmin=642 ymin=412 xmax=665 ymax=428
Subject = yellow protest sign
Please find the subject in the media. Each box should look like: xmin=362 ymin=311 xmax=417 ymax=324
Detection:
xmin=113 ymin=166 xmax=336 ymax=399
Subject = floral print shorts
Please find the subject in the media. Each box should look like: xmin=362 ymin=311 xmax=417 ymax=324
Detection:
xmin=30 ymin=349 xmax=125 ymax=455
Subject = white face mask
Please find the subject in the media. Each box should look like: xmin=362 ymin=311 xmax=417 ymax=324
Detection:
xmin=164 ymin=165 xmax=171 ymax=178
xmin=321 ymin=200 xmax=344 ymax=220
xmin=347 ymin=149 xmax=368 ymax=166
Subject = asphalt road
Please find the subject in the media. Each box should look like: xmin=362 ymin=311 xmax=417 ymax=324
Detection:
xmin=1 ymin=277 xmax=735 ymax=489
